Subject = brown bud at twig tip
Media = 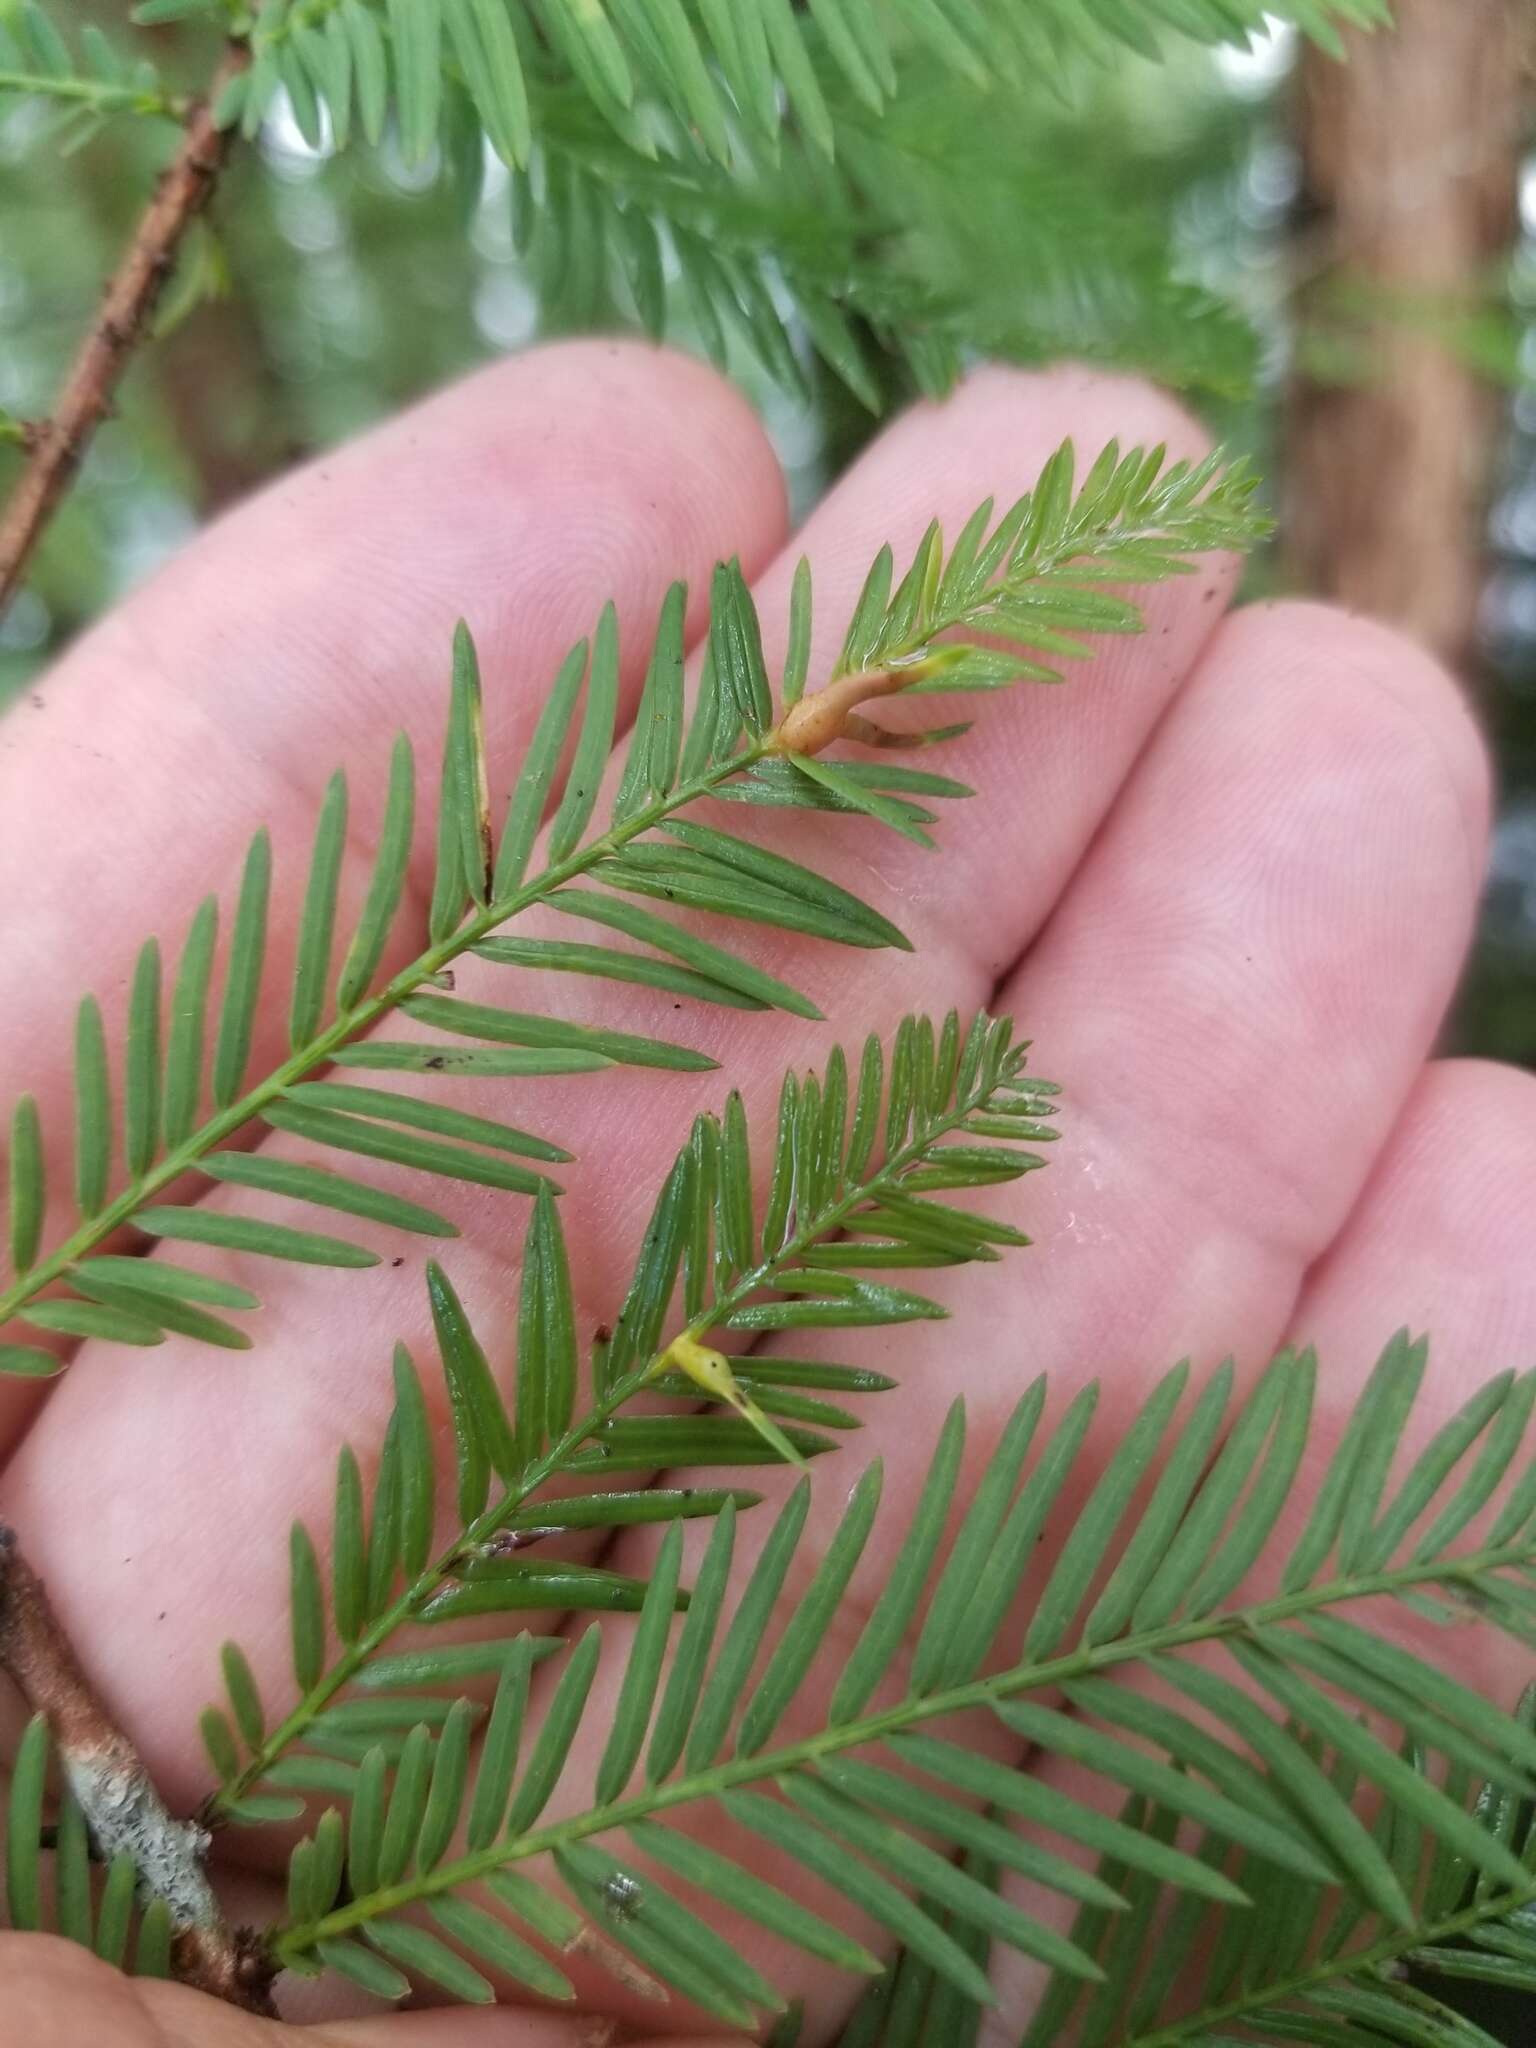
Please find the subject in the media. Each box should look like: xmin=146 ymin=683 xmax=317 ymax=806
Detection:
xmin=0 ymin=1521 xmax=277 ymax=2015
xmin=772 ymin=668 xmax=910 ymax=757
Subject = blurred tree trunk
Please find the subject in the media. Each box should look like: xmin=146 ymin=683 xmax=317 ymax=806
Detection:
xmin=1286 ymin=1 xmax=1529 ymax=668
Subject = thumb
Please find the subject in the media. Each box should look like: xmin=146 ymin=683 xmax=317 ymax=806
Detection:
xmin=2 ymin=1936 xmax=269 ymax=2048
xmin=0 ymin=1933 xmax=744 ymax=2046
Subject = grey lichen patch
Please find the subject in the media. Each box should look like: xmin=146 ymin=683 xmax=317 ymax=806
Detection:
xmin=63 ymin=1751 xmax=221 ymax=1929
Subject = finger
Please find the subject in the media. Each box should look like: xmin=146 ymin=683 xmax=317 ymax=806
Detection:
xmin=0 ymin=340 xmax=786 ymax=1295
xmin=571 ymin=601 xmax=1489 ymax=2031
xmin=3 ymin=365 xmax=1239 ymax=1804
xmin=953 ymin=597 xmax=1491 ymax=1398
xmin=0 ymin=1937 xmax=243 ymax=2048
xmin=1268 ymin=1054 xmax=1536 ymax=1703
xmin=0 ymin=1930 xmax=655 ymax=2046
xmin=602 ymin=598 xmax=1490 ymax=1589
xmin=1283 ymin=1057 xmax=1536 ymax=1386
xmin=304 ymin=2004 xmax=671 ymax=2046
xmin=984 ymin=1059 xmax=1536 ymax=2029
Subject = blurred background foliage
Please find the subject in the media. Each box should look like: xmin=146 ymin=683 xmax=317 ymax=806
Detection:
xmin=1 ymin=2 xmax=1533 ymax=1081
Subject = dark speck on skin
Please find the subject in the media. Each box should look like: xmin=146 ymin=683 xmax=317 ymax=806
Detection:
xmin=392 ymin=1257 xmax=405 ymax=1268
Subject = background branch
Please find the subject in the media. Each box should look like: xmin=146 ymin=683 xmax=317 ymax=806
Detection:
xmin=0 ymin=41 xmax=249 ymax=618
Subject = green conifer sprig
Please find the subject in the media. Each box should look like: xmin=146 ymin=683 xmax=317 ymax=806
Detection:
xmin=208 ymin=0 xmax=1392 ymax=176
xmin=0 ymin=2 xmax=1393 ymax=151
xmin=851 ymin=1696 xmax=1536 ymax=2046
xmin=0 ymin=438 xmax=1263 ymax=1376
xmin=199 ymin=1008 xmax=1057 ymax=1820
xmin=244 ymin=1338 xmax=1536 ymax=2026
xmin=0 ymin=4 xmax=182 ymax=134
xmin=0 ymin=2 xmax=1389 ymax=408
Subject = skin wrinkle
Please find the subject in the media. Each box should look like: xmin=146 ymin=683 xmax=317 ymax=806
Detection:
xmin=1289 ymin=1058 xmax=1536 ymax=1358
xmin=0 ymin=1933 xmax=671 ymax=2046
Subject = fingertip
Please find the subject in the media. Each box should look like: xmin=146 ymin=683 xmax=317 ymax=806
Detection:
xmin=449 ymin=339 xmax=790 ymax=632
xmin=930 ymin=358 xmax=1215 ymax=469
xmin=788 ymin=359 xmax=1222 ymax=587
xmin=771 ymin=357 xmax=1242 ymax=719
xmin=1225 ymin=598 xmax=1492 ymax=896
xmin=1282 ymin=1057 xmax=1536 ymax=1430
xmin=105 ymin=335 xmax=790 ymax=742
xmin=1342 ymin=1056 xmax=1536 ymax=1277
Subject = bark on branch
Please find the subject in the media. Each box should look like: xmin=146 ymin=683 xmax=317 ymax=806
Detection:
xmin=0 ymin=1523 xmax=275 ymax=2014
xmin=0 ymin=42 xmax=250 ymax=617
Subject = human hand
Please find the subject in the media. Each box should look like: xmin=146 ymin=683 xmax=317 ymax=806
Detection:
xmin=0 ymin=344 xmax=1528 ymax=2044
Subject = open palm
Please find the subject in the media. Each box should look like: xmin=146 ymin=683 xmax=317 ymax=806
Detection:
xmin=1 ymin=344 xmax=1530 ymax=2045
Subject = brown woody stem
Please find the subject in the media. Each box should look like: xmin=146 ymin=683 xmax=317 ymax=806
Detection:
xmin=0 ymin=43 xmax=250 ymax=617
xmin=0 ymin=1524 xmax=275 ymax=2014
